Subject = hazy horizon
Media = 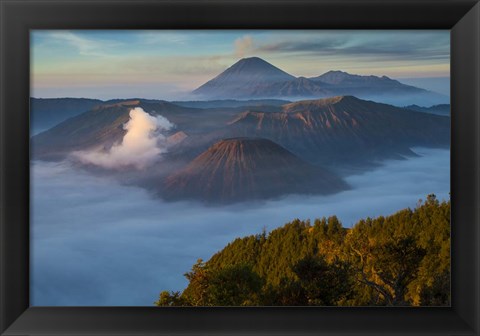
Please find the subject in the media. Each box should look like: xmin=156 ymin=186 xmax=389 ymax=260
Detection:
xmin=30 ymin=73 xmax=450 ymax=101
xmin=31 ymin=30 xmax=450 ymax=100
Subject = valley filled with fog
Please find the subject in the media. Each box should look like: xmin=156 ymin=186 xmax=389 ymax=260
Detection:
xmin=30 ymin=147 xmax=450 ymax=306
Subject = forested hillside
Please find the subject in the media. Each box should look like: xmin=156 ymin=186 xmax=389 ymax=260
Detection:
xmin=156 ymin=195 xmax=450 ymax=306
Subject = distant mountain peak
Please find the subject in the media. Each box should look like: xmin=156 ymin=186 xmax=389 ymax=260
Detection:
xmin=311 ymin=70 xmax=400 ymax=86
xmin=317 ymin=70 xmax=350 ymax=79
xmin=224 ymin=57 xmax=294 ymax=77
xmin=324 ymin=70 xmax=349 ymax=75
xmin=237 ymin=56 xmax=270 ymax=64
xmin=192 ymin=57 xmax=295 ymax=98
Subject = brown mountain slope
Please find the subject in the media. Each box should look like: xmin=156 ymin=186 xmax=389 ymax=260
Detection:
xmin=225 ymin=96 xmax=450 ymax=167
xmin=162 ymin=138 xmax=348 ymax=204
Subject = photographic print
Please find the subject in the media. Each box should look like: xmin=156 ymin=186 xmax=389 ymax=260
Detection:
xmin=30 ymin=30 xmax=450 ymax=307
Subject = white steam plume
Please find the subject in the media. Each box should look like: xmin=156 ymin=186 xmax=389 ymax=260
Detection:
xmin=73 ymin=107 xmax=174 ymax=169
xmin=234 ymin=35 xmax=254 ymax=58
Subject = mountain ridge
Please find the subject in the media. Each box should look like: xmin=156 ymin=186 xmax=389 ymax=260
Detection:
xmin=192 ymin=57 xmax=448 ymax=106
xmin=32 ymin=95 xmax=450 ymax=169
xmin=225 ymin=95 xmax=450 ymax=166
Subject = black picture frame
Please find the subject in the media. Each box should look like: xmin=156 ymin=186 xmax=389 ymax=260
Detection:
xmin=1 ymin=0 xmax=479 ymax=335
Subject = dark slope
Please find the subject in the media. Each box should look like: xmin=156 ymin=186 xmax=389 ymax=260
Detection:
xmin=163 ymin=138 xmax=348 ymax=204
xmin=172 ymin=99 xmax=290 ymax=109
xmin=31 ymin=97 xmax=104 ymax=134
xmin=404 ymin=104 xmax=450 ymax=116
xmin=244 ymin=77 xmax=332 ymax=98
xmin=32 ymin=101 xmax=135 ymax=160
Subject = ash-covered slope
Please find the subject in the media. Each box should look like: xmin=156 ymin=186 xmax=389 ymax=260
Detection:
xmin=163 ymin=138 xmax=348 ymax=204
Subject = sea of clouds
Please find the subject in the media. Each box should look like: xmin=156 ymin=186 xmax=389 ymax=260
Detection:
xmin=30 ymin=147 xmax=450 ymax=306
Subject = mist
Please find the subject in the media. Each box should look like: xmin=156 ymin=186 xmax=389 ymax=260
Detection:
xmin=73 ymin=107 xmax=174 ymax=169
xmin=31 ymin=147 xmax=450 ymax=306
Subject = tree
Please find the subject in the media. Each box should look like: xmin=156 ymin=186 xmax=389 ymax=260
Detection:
xmin=155 ymin=195 xmax=450 ymax=307
xmin=350 ymin=236 xmax=426 ymax=305
xmin=206 ymin=264 xmax=263 ymax=306
xmin=263 ymin=278 xmax=307 ymax=306
xmin=155 ymin=291 xmax=185 ymax=306
xmin=292 ymin=255 xmax=353 ymax=305
xmin=419 ymin=270 xmax=450 ymax=306
xmin=180 ymin=259 xmax=211 ymax=306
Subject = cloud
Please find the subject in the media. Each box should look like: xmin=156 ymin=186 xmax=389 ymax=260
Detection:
xmin=138 ymin=31 xmax=190 ymax=45
xmin=30 ymin=148 xmax=450 ymax=306
xmin=47 ymin=31 xmax=119 ymax=57
xmin=249 ymin=31 xmax=449 ymax=62
xmin=73 ymin=107 xmax=174 ymax=169
xmin=234 ymin=35 xmax=254 ymax=58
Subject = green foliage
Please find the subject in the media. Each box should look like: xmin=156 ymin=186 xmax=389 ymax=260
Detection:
xmin=352 ymin=236 xmax=426 ymax=305
xmin=156 ymin=195 xmax=450 ymax=307
xmin=292 ymin=255 xmax=354 ymax=305
xmin=206 ymin=264 xmax=264 ymax=306
xmin=159 ymin=260 xmax=263 ymax=306
xmin=180 ymin=259 xmax=210 ymax=306
xmin=154 ymin=291 xmax=185 ymax=306
xmin=262 ymin=278 xmax=308 ymax=306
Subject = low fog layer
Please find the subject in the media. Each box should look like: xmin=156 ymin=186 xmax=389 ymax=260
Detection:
xmin=73 ymin=107 xmax=174 ymax=169
xmin=31 ymin=148 xmax=450 ymax=306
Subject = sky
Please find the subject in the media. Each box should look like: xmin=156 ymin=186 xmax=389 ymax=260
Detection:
xmin=30 ymin=30 xmax=450 ymax=100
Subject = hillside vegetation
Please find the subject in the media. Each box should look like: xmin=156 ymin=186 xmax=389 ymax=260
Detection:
xmin=156 ymin=195 xmax=450 ymax=306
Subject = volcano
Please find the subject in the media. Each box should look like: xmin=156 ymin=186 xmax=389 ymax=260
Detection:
xmin=162 ymin=138 xmax=348 ymax=204
xmin=192 ymin=57 xmax=296 ymax=99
